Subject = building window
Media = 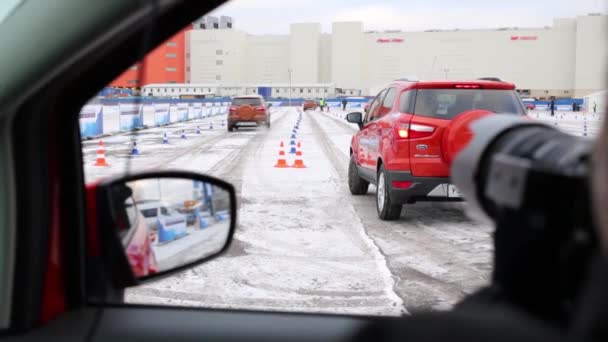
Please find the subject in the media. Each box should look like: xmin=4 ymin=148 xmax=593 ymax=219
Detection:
xmin=276 ymin=89 xmax=280 ymax=93
xmin=166 ymin=53 xmax=177 ymax=58
xmin=324 ymin=89 xmax=328 ymax=93
xmin=216 ymin=75 xmax=221 ymax=81
xmin=166 ymin=67 xmax=177 ymax=72
xmin=308 ymin=89 xmax=311 ymax=93
xmin=166 ymin=42 xmax=177 ymax=46
xmin=171 ymin=88 xmax=174 ymax=92
xmin=300 ymin=88 xmax=303 ymax=93
xmin=186 ymin=66 xmax=190 ymax=71
xmin=315 ymin=89 xmax=319 ymax=93
xmin=216 ymin=49 xmax=223 ymax=55
xmin=208 ymin=88 xmax=211 ymax=92
xmin=216 ymin=60 xmax=223 ymax=65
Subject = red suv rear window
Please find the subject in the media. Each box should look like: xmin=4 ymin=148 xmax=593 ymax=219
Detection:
xmin=411 ymin=89 xmax=525 ymax=119
xmin=232 ymin=98 xmax=262 ymax=106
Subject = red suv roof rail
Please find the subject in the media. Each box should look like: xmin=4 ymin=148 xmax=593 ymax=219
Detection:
xmin=404 ymin=80 xmax=516 ymax=90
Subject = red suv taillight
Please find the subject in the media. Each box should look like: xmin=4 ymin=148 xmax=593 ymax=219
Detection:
xmin=255 ymin=106 xmax=266 ymax=113
xmin=410 ymin=123 xmax=435 ymax=138
xmin=395 ymin=123 xmax=435 ymax=139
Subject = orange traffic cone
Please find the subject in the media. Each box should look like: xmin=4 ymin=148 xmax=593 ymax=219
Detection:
xmin=94 ymin=140 xmax=110 ymax=166
xmin=292 ymin=144 xmax=306 ymax=168
xmin=274 ymin=141 xmax=288 ymax=168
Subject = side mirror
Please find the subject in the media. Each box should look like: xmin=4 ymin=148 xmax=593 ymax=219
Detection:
xmin=346 ymin=112 xmax=364 ymax=129
xmin=87 ymin=171 xmax=236 ymax=288
xmin=267 ymin=103 xmax=273 ymax=108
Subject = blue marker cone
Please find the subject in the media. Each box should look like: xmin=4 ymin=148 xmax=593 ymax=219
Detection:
xmin=162 ymin=133 xmax=169 ymax=144
xmin=131 ymin=141 xmax=139 ymax=155
xmin=210 ymin=122 xmax=214 ymax=130
xmin=289 ymin=146 xmax=296 ymax=154
xmin=290 ymin=139 xmax=296 ymax=146
xmin=221 ymin=121 xmax=225 ymax=127
xmin=181 ymin=129 xmax=187 ymax=139
xmin=291 ymin=134 xmax=297 ymax=139
xmin=196 ymin=126 xmax=201 ymax=134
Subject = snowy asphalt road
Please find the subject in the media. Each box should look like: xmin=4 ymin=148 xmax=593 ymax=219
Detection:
xmin=83 ymin=107 xmax=493 ymax=315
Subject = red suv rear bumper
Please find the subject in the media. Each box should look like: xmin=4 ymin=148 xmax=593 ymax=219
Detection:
xmin=386 ymin=171 xmax=463 ymax=204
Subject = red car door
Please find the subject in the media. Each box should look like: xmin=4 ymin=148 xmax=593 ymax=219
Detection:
xmin=358 ymin=90 xmax=386 ymax=176
xmin=367 ymin=87 xmax=396 ymax=175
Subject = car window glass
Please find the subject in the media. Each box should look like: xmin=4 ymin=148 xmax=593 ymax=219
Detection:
xmin=232 ymin=98 xmax=262 ymax=106
xmin=376 ymin=87 xmax=396 ymax=118
xmin=365 ymin=90 xmax=386 ymax=123
xmin=399 ymin=90 xmax=416 ymax=113
xmin=74 ymin=1 xmax=605 ymax=318
xmin=413 ymin=89 xmax=525 ymax=119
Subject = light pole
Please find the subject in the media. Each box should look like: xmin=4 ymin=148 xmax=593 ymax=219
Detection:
xmin=288 ymin=68 xmax=292 ymax=107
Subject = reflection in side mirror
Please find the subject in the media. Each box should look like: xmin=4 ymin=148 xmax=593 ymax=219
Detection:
xmin=99 ymin=172 xmax=236 ymax=283
xmin=346 ymin=112 xmax=363 ymax=129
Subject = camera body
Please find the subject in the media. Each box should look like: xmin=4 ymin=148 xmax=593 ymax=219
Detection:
xmin=452 ymin=115 xmax=598 ymax=324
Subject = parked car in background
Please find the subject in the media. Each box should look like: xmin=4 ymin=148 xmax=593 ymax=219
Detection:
xmin=347 ymin=79 xmax=526 ymax=220
xmin=303 ymin=99 xmax=319 ymax=111
xmin=228 ymin=95 xmax=271 ymax=131
xmin=137 ymin=200 xmax=187 ymax=231
xmin=521 ymin=97 xmax=536 ymax=110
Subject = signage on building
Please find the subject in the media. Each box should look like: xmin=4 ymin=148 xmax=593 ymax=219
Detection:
xmin=376 ymin=38 xmax=404 ymax=43
xmin=510 ymin=36 xmax=538 ymax=41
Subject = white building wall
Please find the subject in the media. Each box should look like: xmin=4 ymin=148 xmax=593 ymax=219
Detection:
xmin=332 ymin=22 xmax=364 ymax=90
xmin=244 ymin=35 xmax=289 ymax=84
xmin=185 ymin=14 xmax=606 ymax=98
xmin=289 ymin=23 xmax=321 ymax=83
xmin=188 ymin=29 xmax=247 ymax=84
xmin=318 ymin=34 xmax=332 ymax=84
xmin=575 ymin=15 xmax=608 ymax=97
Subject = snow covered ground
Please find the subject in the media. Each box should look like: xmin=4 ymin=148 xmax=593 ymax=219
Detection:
xmin=84 ymin=107 xmax=497 ymax=315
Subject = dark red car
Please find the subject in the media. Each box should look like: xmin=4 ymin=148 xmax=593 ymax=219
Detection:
xmin=227 ymin=95 xmax=271 ymax=131
xmin=303 ymin=99 xmax=319 ymax=111
xmin=347 ymin=79 xmax=526 ymax=220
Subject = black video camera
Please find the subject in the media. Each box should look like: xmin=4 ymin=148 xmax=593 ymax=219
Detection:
xmin=452 ymin=115 xmax=598 ymax=325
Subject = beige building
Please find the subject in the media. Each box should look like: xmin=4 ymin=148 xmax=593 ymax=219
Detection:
xmin=186 ymin=14 xmax=607 ymax=98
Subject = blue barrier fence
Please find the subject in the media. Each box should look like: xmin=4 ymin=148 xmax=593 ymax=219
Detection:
xmin=79 ymin=97 xmax=232 ymax=139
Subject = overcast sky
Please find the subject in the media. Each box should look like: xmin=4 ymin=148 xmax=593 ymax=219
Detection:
xmin=208 ymin=0 xmax=607 ymax=34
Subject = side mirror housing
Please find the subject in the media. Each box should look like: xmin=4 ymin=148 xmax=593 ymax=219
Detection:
xmin=86 ymin=171 xmax=236 ymax=290
xmin=346 ymin=112 xmax=364 ymax=129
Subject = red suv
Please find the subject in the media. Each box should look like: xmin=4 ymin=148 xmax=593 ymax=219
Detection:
xmin=346 ymin=79 xmax=526 ymax=220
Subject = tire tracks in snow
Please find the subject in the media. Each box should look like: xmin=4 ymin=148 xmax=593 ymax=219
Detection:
xmin=308 ymin=110 xmax=493 ymax=312
xmin=306 ymin=110 xmax=407 ymax=315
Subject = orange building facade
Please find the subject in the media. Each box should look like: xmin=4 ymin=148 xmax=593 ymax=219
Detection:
xmin=109 ymin=25 xmax=192 ymax=88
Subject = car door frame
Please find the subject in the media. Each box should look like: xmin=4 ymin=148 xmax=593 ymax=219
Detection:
xmin=357 ymin=89 xmax=388 ymax=182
